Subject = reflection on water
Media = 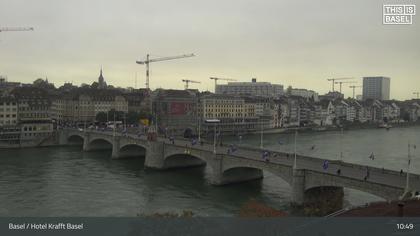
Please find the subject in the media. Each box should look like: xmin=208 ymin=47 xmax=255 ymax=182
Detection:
xmin=0 ymin=126 xmax=418 ymax=216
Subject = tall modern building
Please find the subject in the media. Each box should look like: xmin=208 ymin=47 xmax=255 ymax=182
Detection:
xmin=362 ymin=76 xmax=390 ymax=100
xmin=215 ymin=78 xmax=284 ymax=98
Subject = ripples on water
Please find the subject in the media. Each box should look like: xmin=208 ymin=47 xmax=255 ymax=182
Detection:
xmin=0 ymin=126 xmax=419 ymax=216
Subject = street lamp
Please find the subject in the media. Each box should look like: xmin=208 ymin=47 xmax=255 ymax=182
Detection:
xmin=340 ymin=127 xmax=344 ymax=162
xmin=198 ymin=118 xmax=201 ymax=142
xmin=259 ymin=115 xmax=271 ymax=149
xmin=205 ymin=119 xmax=220 ymax=154
xmin=405 ymin=142 xmax=415 ymax=194
xmin=113 ymin=113 xmax=116 ymax=137
xmin=260 ymin=120 xmax=264 ymax=149
xmin=293 ymin=128 xmax=298 ymax=169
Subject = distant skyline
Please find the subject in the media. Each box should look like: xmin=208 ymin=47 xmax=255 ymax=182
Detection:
xmin=0 ymin=0 xmax=419 ymax=100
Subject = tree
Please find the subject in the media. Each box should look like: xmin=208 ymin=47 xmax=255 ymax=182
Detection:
xmin=126 ymin=111 xmax=141 ymax=124
xmin=95 ymin=112 xmax=108 ymax=122
xmin=286 ymin=86 xmax=292 ymax=95
xmin=91 ymin=82 xmax=99 ymax=89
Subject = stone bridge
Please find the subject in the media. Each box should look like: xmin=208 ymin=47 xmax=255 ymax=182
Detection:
xmin=58 ymin=129 xmax=420 ymax=213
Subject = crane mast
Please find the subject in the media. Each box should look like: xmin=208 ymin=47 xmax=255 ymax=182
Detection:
xmin=334 ymin=81 xmax=356 ymax=94
xmin=349 ymin=85 xmax=362 ymax=99
xmin=209 ymin=77 xmax=237 ymax=92
xmin=136 ymin=53 xmax=195 ymax=89
xmin=182 ymin=79 xmax=201 ymax=90
xmin=327 ymin=77 xmax=354 ymax=92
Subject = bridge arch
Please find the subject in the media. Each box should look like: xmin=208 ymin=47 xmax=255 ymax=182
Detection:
xmin=67 ymin=134 xmax=84 ymax=144
xmin=163 ymin=153 xmax=207 ymax=169
xmin=118 ymin=143 xmax=147 ymax=158
xmin=86 ymin=137 xmax=113 ymax=151
xmin=304 ymin=171 xmax=402 ymax=201
xmin=221 ymin=160 xmax=293 ymax=186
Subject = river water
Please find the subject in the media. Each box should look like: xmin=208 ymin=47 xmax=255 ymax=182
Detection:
xmin=0 ymin=126 xmax=419 ymax=216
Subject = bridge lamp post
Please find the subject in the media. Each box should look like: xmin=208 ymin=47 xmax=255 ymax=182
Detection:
xmin=205 ymin=119 xmax=220 ymax=154
xmin=113 ymin=113 xmax=116 ymax=137
xmin=259 ymin=115 xmax=271 ymax=149
xmin=405 ymin=142 xmax=414 ymax=193
xmin=260 ymin=120 xmax=264 ymax=149
xmin=339 ymin=127 xmax=344 ymax=162
xmin=198 ymin=118 xmax=201 ymax=142
xmin=293 ymin=128 xmax=297 ymax=169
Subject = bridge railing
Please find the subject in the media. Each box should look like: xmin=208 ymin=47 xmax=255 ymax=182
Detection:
xmin=63 ymin=128 xmax=420 ymax=179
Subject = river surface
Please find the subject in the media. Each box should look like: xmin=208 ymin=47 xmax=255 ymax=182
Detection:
xmin=0 ymin=126 xmax=419 ymax=216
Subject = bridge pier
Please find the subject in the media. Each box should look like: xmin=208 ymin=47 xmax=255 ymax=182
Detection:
xmin=291 ymin=169 xmax=344 ymax=215
xmin=58 ymin=130 xmax=69 ymax=145
xmin=303 ymin=186 xmax=344 ymax=216
xmin=291 ymin=169 xmax=306 ymax=206
xmin=111 ymin=137 xmax=121 ymax=159
xmin=82 ymin=133 xmax=91 ymax=151
xmin=144 ymin=142 xmax=165 ymax=169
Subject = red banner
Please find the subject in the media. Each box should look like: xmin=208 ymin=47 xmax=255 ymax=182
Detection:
xmin=170 ymin=102 xmax=187 ymax=115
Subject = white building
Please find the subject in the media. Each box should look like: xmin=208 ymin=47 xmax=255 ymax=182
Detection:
xmin=216 ymin=78 xmax=284 ymax=98
xmin=0 ymin=97 xmax=18 ymax=126
xmin=290 ymin=88 xmax=319 ymax=101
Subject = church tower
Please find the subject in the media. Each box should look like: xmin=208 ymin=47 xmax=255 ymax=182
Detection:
xmin=98 ymin=67 xmax=107 ymax=89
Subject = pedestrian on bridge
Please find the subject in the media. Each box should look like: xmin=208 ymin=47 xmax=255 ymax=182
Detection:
xmin=322 ymin=160 xmax=329 ymax=171
xmin=366 ymin=167 xmax=370 ymax=179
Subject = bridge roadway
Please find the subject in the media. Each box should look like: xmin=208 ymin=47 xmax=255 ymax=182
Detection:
xmin=59 ymin=129 xmax=420 ymax=211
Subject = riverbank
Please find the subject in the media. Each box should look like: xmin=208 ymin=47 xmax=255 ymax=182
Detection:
xmin=336 ymin=199 xmax=420 ymax=217
xmin=249 ymin=121 xmax=420 ymax=135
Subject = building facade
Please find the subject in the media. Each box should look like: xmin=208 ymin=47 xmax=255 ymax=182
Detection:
xmin=0 ymin=96 xmax=18 ymax=127
xmin=153 ymin=89 xmax=198 ymax=137
xmin=215 ymin=78 xmax=284 ymax=98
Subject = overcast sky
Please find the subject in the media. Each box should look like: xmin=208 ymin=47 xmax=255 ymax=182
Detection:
xmin=0 ymin=0 xmax=419 ymax=99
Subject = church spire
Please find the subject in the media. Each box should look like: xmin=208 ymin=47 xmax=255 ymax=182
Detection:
xmin=98 ymin=66 xmax=107 ymax=89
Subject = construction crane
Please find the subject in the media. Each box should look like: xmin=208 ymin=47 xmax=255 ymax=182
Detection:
xmin=349 ymin=85 xmax=363 ymax=99
xmin=136 ymin=53 xmax=195 ymax=89
xmin=414 ymin=92 xmax=420 ymax=99
xmin=0 ymin=27 xmax=34 ymax=32
xmin=209 ymin=77 xmax=237 ymax=92
xmin=182 ymin=79 xmax=201 ymax=90
xmin=327 ymin=78 xmax=354 ymax=92
xmin=334 ymin=81 xmax=356 ymax=94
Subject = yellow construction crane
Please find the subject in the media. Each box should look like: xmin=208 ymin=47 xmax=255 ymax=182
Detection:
xmin=209 ymin=77 xmax=237 ymax=92
xmin=349 ymin=85 xmax=363 ymax=99
xmin=0 ymin=27 xmax=34 ymax=32
xmin=327 ymin=77 xmax=354 ymax=92
xmin=335 ymin=81 xmax=356 ymax=94
xmin=136 ymin=53 xmax=195 ymax=89
xmin=182 ymin=79 xmax=201 ymax=90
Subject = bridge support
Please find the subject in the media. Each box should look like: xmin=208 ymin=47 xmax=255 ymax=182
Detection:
xmin=82 ymin=133 xmax=91 ymax=151
xmin=111 ymin=137 xmax=121 ymax=159
xmin=144 ymin=142 xmax=165 ymax=169
xmin=303 ymin=186 xmax=344 ymax=216
xmin=58 ymin=130 xmax=69 ymax=145
xmin=291 ymin=169 xmax=306 ymax=206
xmin=291 ymin=169 xmax=344 ymax=215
